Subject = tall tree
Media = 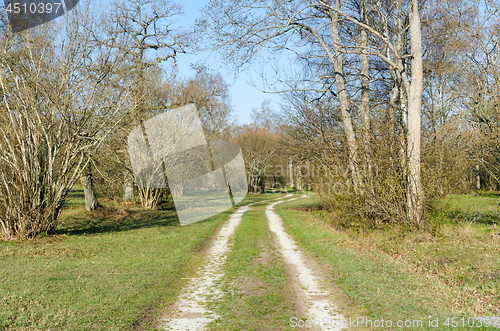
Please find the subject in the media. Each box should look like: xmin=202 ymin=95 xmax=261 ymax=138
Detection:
xmin=165 ymin=67 xmax=233 ymax=142
xmin=92 ymin=0 xmax=189 ymax=207
xmin=406 ymin=0 xmax=424 ymax=224
xmin=231 ymin=125 xmax=281 ymax=193
xmin=200 ymin=0 xmax=426 ymax=224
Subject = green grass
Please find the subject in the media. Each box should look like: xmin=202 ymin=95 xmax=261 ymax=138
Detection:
xmin=208 ymin=206 xmax=296 ymax=330
xmin=63 ymin=185 xmax=87 ymax=208
xmin=275 ymin=195 xmax=500 ymax=330
xmin=0 ymin=191 xmax=283 ymax=330
xmin=440 ymin=193 xmax=500 ymax=213
xmin=4 ymin=190 xmax=497 ymax=330
xmin=431 ymin=192 xmax=500 ymax=227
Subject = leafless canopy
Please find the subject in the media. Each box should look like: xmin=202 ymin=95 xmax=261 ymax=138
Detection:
xmin=0 ymin=13 xmax=128 ymax=239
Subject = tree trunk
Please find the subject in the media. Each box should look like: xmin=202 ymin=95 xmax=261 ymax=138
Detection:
xmin=389 ymin=83 xmax=399 ymax=139
xmin=476 ymin=163 xmax=481 ymax=190
xmin=123 ymin=172 xmax=135 ymax=202
xmin=80 ymin=170 xmax=99 ymax=211
xmin=407 ymin=0 xmax=424 ymax=226
xmin=328 ymin=0 xmax=362 ymax=193
xmin=138 ymin=186 xmax=162 ymax=209
xmin=360 ymin=0 xmax=371 ymax=194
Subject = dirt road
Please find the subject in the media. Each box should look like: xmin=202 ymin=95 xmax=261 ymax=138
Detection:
xmin=162 ymin=194 xmax=346 ymax=330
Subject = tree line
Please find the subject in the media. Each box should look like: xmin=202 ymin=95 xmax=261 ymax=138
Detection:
xmin=199 ymin=0 xmax=500 ymax=228
xmin=0 ymin=0 xmax=499 ymax=239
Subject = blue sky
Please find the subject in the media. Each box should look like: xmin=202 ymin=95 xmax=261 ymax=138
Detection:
xmin=170 ymin=0 xmax=281 ymax=125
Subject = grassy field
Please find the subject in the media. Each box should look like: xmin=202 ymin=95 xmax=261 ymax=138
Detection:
xmin=275 ymin=193 xmax=500 ymax=330
xmin=3 ymin=188 xmax=499 ymax=330
xmin=0 ymin=189 xmax=283 ymax=330
xmin=439 ymin=193 xmax=500 ymax=212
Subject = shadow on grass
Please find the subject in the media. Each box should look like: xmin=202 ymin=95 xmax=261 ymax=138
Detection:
xmin=58 ymin=204 xmax=181 ymax=236
xmin=443 ymin=210 xmax=500 ymax=225
xmin=58 ymin=191 xmax=285 ymax=236
xmin=477 ymin=191 xmax=500 ymax=198
xmin=64 ymin=187 xmax=86 ymax=208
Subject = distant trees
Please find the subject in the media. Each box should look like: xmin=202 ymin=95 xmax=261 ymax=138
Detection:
xmin=250 ymin=99 xmax=278 ymax=132
xmin=0 ymin=0 xmax=235 ymax=238
xmin=418 ymin=0 xmax=470 ymax=196
xmin=462 ymin=1 xmax=500 ymax=190
xmin=227 ymin=100 xmax=284 ymax=193
xmin=165 ymin=67 xmax=234 ymax=143
xmin=231 ymin=127 xmax=282 ymax=193
xmin=88 ymin=1 xmax=234 ymax=210
xmin=160 ymin=69 xmax=235 ymax=198
xmin=418 ymin=0 xmax=500 ymax=194
xmin=2 ymin=0 xmax=499 ymax=239
xmin=91 ymin=67 xmax=234 ymax=208
xmin=200 ymin=0 xmax=500 ymax=226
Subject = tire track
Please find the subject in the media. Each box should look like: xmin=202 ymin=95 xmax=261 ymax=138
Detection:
xmin=265 ymin=196 xmax=347 ymax=330
xmin=162 ymin=194 xmax=293 ymax=330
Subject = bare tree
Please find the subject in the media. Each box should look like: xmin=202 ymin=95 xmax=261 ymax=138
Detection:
xmin=80 ymin=163 xmax=100 ymax=211
xmin=91 ymin=0 xmax=189 ymax=207
xmin=461 ymin=1 xmax=500 ymax=191
xmin=406 ymin=0 xmax=424 ymax=224
xmin=165 ymin=66 xmax=234 ymax=142
xmin=250 ymin=99 xmax=279 ymax=132
xmin=231 ymin=125 xmax=281 ymax=193
xmin=200 ymin=0 xmax=426 ymax=224
xmin=0 ymin=14 xmax=127 ymax=239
